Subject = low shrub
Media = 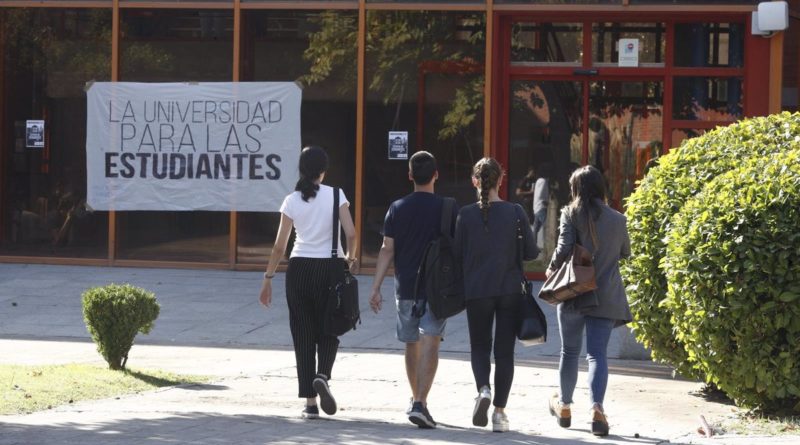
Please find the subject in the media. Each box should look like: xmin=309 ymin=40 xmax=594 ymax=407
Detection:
xmin=664 ymin=150 xmax=800 ymax=412
xmin=623 ymin=112 xmax=800 ymax=377
xmin=82 ymin=284 xmax=160 ymax=370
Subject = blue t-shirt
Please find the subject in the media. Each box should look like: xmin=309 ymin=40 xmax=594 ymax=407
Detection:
xmin=383 ymin=192 xmax=457 ymax=300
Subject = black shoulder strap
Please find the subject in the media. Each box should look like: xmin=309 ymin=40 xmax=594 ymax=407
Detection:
xmin=331 ymin=187 xmax=340 ymax=258
xmin=440 ymin=198 xmax=455 ymax=237
xmin=514 ymin=204 xmax=525 ymax=269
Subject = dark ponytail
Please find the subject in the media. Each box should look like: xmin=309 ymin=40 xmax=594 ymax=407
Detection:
xmin=295 ymin=145 xmax=329 ymax=202
xmin=472 ymin=157 xmax=503 ymax=229
xmin=568 ymin=165 xmax=606 ymax=222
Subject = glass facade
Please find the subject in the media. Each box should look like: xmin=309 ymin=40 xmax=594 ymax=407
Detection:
xmin=508 ymin=80 xmax=582 ymax=272
xmin=511 ymin=22 xmax=583 ymax=65
xmin=592 ymin=22 xmax=665 ymax=66
xmin=0 ymin=9 xmax=111 ymax=258
xmin=589 ymin=80 xmax=663 ymax=209
xmin=361 ymin=11 xmax=485 ymax=267
xmin=672 ymin=77 xmax=743 ymax=122
xmin=117 ymin=9 xmax=233 ymax=263
xmin=674 ymin=23 xmax=744 ymax=68
xmin=0 ymin=4 xmax=788 ymax=271
xmin=238 ymin=10 xmax=357 ymax=265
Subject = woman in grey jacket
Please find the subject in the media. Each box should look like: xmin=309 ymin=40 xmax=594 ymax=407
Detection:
xmin=546 ymin=165 xmax=631 ymax=437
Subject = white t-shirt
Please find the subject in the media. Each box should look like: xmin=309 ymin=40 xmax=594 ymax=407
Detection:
xmin=280 ymin=184 xmax=349 ymax=258
xmin=533 ymin=177 xmax=549 ymax=214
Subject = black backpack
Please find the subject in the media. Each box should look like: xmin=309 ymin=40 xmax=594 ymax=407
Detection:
xmin=412 ymin=198 xmax=464 ymax=319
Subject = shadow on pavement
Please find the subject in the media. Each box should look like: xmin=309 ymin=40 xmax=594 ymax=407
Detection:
xmin=0 ymin=333 xmax=683 ymax=382
xmin=0 ymin=412 xmax=668 ymax=445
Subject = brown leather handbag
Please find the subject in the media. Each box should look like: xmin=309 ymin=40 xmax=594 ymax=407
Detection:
xmin=538 ymin=212 xmax=598 ymax=305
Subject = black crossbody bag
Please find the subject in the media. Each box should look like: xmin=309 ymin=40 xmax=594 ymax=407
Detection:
xmin=323 ymin=188 xmax=360 ymax=337
xmin=514 ymin=206 xmax=548 ymax=346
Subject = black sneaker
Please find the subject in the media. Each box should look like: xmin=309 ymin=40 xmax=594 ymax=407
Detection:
xmin=408 ymin=401 xmax=436 ymax=429
xmin=301 ymin=405 xmax=319 ymax=419
xmin=312 ymin=375 xmax=337 ymax=415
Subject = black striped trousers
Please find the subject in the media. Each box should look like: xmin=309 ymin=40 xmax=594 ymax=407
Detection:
xmin=285 ymin=257 xmax=340 ymax=398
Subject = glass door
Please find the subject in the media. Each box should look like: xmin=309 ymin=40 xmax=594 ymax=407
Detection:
xmin=508 ymin=77 xmax=663 ymax=273
xmin=589 ymin=79 xmax=663 ymax=209
xmin=508 ymin=79 xmax=583 ymax=271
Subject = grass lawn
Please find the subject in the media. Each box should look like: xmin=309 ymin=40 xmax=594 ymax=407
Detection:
xmin=1 ymin=364 xmax=209 ymax=415
xmin=714 ymin=413 xmax=800 ymax=436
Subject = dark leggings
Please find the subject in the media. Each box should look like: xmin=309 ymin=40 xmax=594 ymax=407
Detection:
xmin=466 ymin=293 xmax=519 ymax=408
xmin=286 ymin=257 xmax=340 ymax=398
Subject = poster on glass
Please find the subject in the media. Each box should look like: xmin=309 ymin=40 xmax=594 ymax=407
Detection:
xmin=26 ymin=120 xmax=45 ymax=148
xmin=388 ymin=131 xmax=409 ymax=160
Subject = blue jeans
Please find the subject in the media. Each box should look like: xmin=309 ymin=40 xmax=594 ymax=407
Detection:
xmin=557 ymin=305 xmax=614 ymax=407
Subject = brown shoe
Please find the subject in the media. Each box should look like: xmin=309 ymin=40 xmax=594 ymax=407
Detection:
xmin=548 ymin=394 xmax=571 ymax=428
xmin=591 ymin=405 xmax=609 ymax=436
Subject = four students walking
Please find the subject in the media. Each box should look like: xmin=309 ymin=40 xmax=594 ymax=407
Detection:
xmin=260 ymin=147 xmax=631 ymax=437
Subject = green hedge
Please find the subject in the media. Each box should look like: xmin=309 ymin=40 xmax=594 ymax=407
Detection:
xmin=82 ymin=284 xmax=160 ymax=370
xmin=663 ymin=150 xmax=800 ymax=412
xmin=623 ymin=112 xmax=800 ymax=378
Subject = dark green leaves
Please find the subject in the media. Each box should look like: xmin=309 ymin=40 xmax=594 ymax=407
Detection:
xmin=82 ymin=284 xmax=160 ymax=371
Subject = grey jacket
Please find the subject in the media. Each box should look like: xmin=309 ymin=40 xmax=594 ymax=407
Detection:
xmin=549 ymin=201 xmax=632 ymax=326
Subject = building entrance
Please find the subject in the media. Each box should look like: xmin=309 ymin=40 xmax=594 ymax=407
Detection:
xmin=506 ymin=76 xmax=663 ymax=273
xmin=494 ymin=16 xmax=755 ymax=273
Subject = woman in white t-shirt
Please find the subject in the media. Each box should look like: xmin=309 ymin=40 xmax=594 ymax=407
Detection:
xmin=259 ymin=145 xmax=358 ymax=419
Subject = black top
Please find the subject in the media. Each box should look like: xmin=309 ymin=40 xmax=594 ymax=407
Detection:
xmin=383 ymin=192 xmax=457 ymax=300
xmin=454 ymin=201 xmax=538 ymax=300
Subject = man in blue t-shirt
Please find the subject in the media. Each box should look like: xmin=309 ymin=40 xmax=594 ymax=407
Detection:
xmin=369 ymin=151 xmax=456 ymax=429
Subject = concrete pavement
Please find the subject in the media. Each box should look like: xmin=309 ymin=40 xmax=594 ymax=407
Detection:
xmin=0 ymin=264 xmax=796 ymax=444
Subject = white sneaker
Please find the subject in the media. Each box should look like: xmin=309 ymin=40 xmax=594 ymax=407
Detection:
xmin=472 ymin=385 xmax=491 ymax=427
xmin=492 ymin=411 xmax=509 ymax=432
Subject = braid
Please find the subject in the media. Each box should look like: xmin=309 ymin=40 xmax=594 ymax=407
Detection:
xmin=472 ymin=157 xmax=503 ymax=230
xmin=479 ymin=168 xmax=491 ymax=228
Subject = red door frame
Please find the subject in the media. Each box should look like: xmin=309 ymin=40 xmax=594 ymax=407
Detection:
xmin=492 ymin=11 xmax=771 ymax=279
xmin=492 ymin=11 xmax=771 ymax=187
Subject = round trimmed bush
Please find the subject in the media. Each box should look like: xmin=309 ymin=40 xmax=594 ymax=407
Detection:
xmin=82 ymin=284 xmax=160 ymax=370
xmin=623 ymin=112 xmax=800 ymax=377
xmin=663 ymin=150 xmax=800 ymax=412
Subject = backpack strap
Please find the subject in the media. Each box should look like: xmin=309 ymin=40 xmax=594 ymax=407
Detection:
xmin=514 ymin=204 xmax=530 ymax=295
xmin=513 ymin=204 xmax=525 ymax=270
xmin=440 ymin=198 xmax=455 ymax=238
xmin=331 ymin=187 xmax=340 ymax=259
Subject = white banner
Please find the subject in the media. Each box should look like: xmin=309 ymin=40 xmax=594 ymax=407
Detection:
xmin=86 ymin=82 xmax=301 ymax=211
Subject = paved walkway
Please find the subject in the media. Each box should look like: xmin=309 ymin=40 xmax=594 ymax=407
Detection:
xmin=0 ymin=264 xmax=797 ymax=445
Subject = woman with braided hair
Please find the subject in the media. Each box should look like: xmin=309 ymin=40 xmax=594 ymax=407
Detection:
xmin=454 ymin=157 xmax=538 ymax=432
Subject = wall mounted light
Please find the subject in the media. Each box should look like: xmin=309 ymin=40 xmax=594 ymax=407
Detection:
xmin=752 ymin=1 xmax=789 ymax=37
